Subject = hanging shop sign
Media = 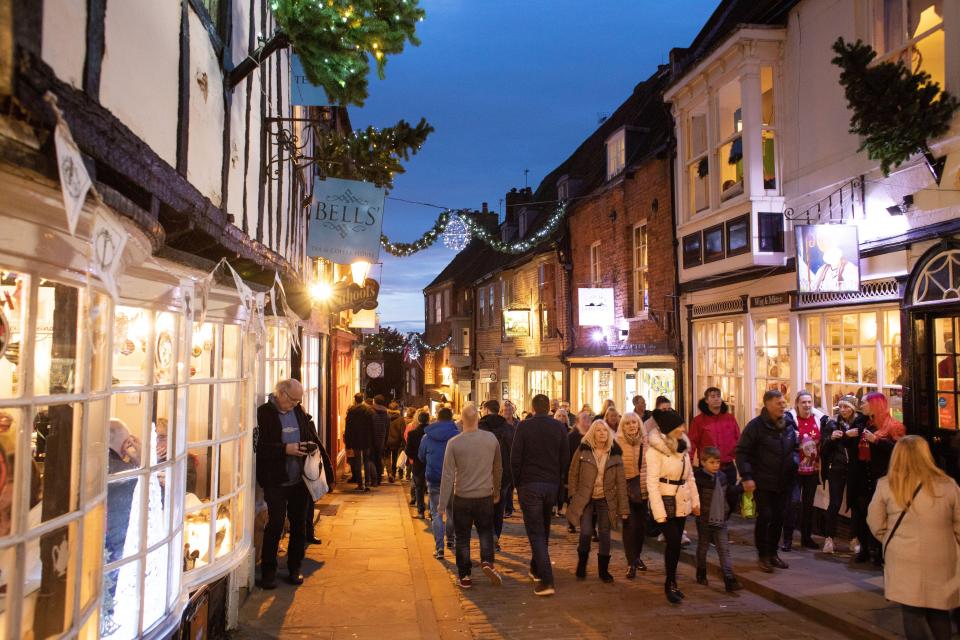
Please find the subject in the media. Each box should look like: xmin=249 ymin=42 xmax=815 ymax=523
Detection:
xmin=796 ymin=225 xmax=861 ymax=293
xmin=291 ymin=54 xmax=328 ymax=105
xmin=750 ymin=292 xmax=792 ymax=308
xmin=325 ymin=278 xmax=380 ymax=313
xmin=478 ymin=369 xmax=498 ymax=384
xmin=349 ymin=308 xmax=378 ymax=329
xmin=503 ymin=309 xmax=531 ymax=338
xmin=578 ymin=288 xmax=615 ymax=326
xmin=308 ymin=177 xmax=385 ymax=263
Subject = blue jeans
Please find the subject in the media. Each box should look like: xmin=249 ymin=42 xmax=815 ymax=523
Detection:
xmin=518 ymin=482 xmax=559 ymax=585
xmin=427 ymin=484 xmax=455 ymax=551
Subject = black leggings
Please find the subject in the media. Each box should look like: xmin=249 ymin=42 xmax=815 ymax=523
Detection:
xmin=622 ymin=499 xmax=647 ymax=565
xmin=901 ymin=605 xmax=952 ymax=640
xmin=661 ymin=516 xmax=686 ymax=583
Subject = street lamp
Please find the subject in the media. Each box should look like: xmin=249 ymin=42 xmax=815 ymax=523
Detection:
xmin=350 ymin=260 xmax=371 ymax=286
xmin=310 ymin=281 xmax=332 ymax=302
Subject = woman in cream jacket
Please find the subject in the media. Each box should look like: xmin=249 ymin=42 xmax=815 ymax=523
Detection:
xmin=646 ymin=409 xmax=700 ymax=604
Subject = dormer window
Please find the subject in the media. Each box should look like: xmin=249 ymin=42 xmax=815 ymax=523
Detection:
xmin=606 ymin=129 xmax=626 ymax=180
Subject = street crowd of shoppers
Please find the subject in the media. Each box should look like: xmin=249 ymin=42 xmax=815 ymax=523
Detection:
xmin=255 ymin=378 xmax=960 ymax=639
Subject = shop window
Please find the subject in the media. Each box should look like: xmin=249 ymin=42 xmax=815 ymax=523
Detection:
xmin=528 ymin=370 xmax=562 ymax=402
xmin=695 ymin=319 xmax=745 ymax=426
xmin=726 ymin=214 xmax=750 ymax=256
xmin=538 ymin=263 xmax=557 ymax=339
xmin=717 ymin=80 xmax=744 ymax=201
xmin=590 ymin=242 xmax=602 ymax=286
xmin=262 ymin=324 xmax=289 ymax=401
xmin=686 ymin=109 xmax=709 ymax=214
xmin=508 ymin=365 xmax=525 ymax=413
xmin=590 ymin=369 xmax=613 ymax=415
xmin=805 ymin=316 xmax=824 ymax=407
xmin=873 ymin=0 xmax=945 ymax=90
xmin=633 ymin=223 xmax=649 ymax=315
xmin=755 ymin=317 xmax=792 ymax=409
xmin=682 ymin=233 xmax=703 ymax=268
xmin=703 ymin=224 xmax=725 ymax=263
xmin=934 ymin=316 xmax=959 ymax=429
xmin=302 ymin=335 xmax=322 ymax=424
xmin=757 ymin=212 xmax=784 ymax=252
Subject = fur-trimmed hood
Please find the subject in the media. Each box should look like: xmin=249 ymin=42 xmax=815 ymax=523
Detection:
xmin=698 ymin=398 xmax=730 ymax=415
xmin=579 ymin=441 xmax=623 ymax=457
xmin=647 ymin=427 xmax=691 ymax=458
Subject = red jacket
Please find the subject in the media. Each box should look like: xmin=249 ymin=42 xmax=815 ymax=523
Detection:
xmin=689 ymin=399 xmax=741 ymax=465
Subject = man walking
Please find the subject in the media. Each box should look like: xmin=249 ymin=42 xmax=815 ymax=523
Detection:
xmin=440 ymin=404 xmax=503 ymax=588
xmin=370 ymin=395 xmax=391 ymax=486
xmin=736 ymin=389 xmax=798 ymax=573
xmin=479 ymin=399 xmax=513 ymax=546
xmin=419 ymin=407 xmax=460 ymax=558
xmin=689 ymin=387 xmax=741 ymax=485
xmin=344 ymin=393 xmax=374 ymax=491
xmin=255 ymin=379 xmax=324 ymax=588
xmin=510 ymin=394 xmax=569 ymax=596
xmin=386 ymin=401 xmax=406 ymax=483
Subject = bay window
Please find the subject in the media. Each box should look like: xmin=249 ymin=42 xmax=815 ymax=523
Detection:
xmin=873 ymin=0 xmax=945 ymax=90
xmin=754 ymin=316 xmax=792 ymax=408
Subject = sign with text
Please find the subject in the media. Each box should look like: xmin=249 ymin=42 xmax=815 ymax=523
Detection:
xmin=291 ymin=54 xmax=329 ymax=105
xmin=325 ymin=278 xmax=380 ymax=314
xmin=308 ymin=177 xmax=385 ymax=263
xmin=578 ymin=288 xmax=615 ymax=326
xmin=750 ymin=292 xmax=791 ymax=308
xmin=796 ymin=225 xmax=861 ymax=293
xmin=503 ymin=309 xmax=531 ymax=338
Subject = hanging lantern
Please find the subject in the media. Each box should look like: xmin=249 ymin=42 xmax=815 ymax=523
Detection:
xmin=442 ymin=214 xmax=471 ymax=251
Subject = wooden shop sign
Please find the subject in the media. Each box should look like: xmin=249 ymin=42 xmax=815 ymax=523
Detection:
xmin=750 ymin=292 xmax=791 ymax=308
xmin=328 ymin=278 xmax=380 ymax=313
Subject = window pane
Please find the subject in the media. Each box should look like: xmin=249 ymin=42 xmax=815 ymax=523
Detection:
xmin=106 ymin=474 xmax=141 ymax=562
xmin=219 ymin=382 xmax=242 ymax=437
xmin=861 ymin=346 xmax=877 ymax=383
xmin=186 ymin=446 xmax=213 ymax=502
xmin=90 ymin=293 xmax=111 ymax=393
xmin=807 ymin=317 xmax=821 ymax=343
xmin=153 ymin=389 xmax=175 ymax=466
xmin=190 ymin=323 xmax=217 ymax=379
xmin=214 ymin=500 xmax=233 ymax=559
xmin=758 ymin=212 xmax=784 ymax=252
xmin=85 ymin=398 xmax=108 ymax=504
xmin=33 ymin=403 xmax=80 ymax=523
xmin=184 ymin=507 xmax=212 ymax=570
xmin=218 ymin=440 xmax=239 ymax=498
xmin=688 ymin=113 xmax=707 ymax=158
xmin=761 ymin=66 xmax=775 ymax=126
xmin=188 ymin=384 xmax=213 ymax=442
xmin=147 ymin=469 xmax=171 ymax=547
xmin=110 ymin=392 xmax=149 ymax=470
xmin=81 ymin=503 xmax=105 ymax=611
xmin=142 ymin=545 xmax=169 ymax=633
xmin=860 ymin=313 xmax=878 ymax=344
xmin=222 ymin=324 xmax=242 ymax=379
xmin=26 ymin=521 xmax=79 ymax=639
xmin=718 ymin=80 xmax=742 ymax=141
xmin=689 ymin=162 xmax=709 ymax=212
xmin=727 ymin=217 xmax=749 ymax=254
xmin=807 ymin=347 xmax=822 ymax=381
xmin=913 ymin=7 xmax=945 ymax=88
xmin=0 ymin=409 xmax=18 ymax=538
xmin=762 ymin=129 xmax=777 ymax=189
xmin=0 ymin=271 xmax=29 ymax=399
xmin=168 ymin=529 xmax=182 ymax=608
xmin=101 ymin=558 xmax=139 ymax=638
xmin=35 ymin=281 xmax=81 ymax=395
xmin=154 ymin=312 xmax=178 ymax=385
xmin=718 ymin=138 xmax=744 ymax=200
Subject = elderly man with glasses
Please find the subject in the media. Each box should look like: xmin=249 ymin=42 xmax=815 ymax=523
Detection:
xmin=255 ymin=378 xmax=331 ymax=589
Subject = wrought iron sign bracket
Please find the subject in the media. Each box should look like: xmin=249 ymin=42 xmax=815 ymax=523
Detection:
xmin=783 ymin=176 xmax=865 ymax=224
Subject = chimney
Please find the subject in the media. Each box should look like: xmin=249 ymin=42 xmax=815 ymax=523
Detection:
xmin=482 ymin=202 xmax=488 ymax=214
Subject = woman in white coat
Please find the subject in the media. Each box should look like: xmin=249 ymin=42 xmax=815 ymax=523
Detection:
xmin=868 ymin=435 xmax=960 ymax=640
xmin=646 ymin=409 xmax=700 ymax=604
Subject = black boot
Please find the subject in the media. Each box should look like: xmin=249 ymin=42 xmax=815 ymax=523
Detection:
xmin=626 ymin=562 xmax=637 ymax=580
xmin=664 ymin=579 xmax=682 ymax=604
xmin=575 ymin=550 xmax=588 ymax=580
xmin=598 ymin=554 xmax=614 ymax=583
xmin=724 ymin=575 xmax=744 ymax=592
xmin=696 ymin=567 xmax=708 ymax=586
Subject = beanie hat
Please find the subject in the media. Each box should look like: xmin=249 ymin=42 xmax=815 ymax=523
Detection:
xmin=652 ymin=409 xmax=684 ymax=434
xmin=837 ymin=394 xmax=859 ymax=412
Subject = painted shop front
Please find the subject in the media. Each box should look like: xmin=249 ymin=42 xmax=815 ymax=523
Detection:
xmin=569 ymin=354 xmax=678 ymax=417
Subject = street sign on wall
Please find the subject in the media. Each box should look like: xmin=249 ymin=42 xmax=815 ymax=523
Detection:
xmin=308 ymin=177 xmax=385 ymax=263
xmin=578 ymin=288 xmax=615 ymax=326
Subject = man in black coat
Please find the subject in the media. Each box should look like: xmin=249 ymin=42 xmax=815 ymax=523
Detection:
xmin=255 ymin=379 xmax=330 ymax=589
xmin=735 ymin=389 xmax=798 ymax=573
xmin=370 ymin=395 xmax=391 ymax=486
xmin=344 ymin=393 xmax=374 ymax=491
xmin=479 ymin=399 xmax=514 ymax=542
xmin=405 ymin=410 xmax=429 ymax=517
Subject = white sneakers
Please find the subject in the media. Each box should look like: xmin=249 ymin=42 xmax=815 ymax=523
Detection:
xmin=822 ymin=537 xmax=835 ymax=554
xmin=681 ymin=531 xmax=692 ymax=545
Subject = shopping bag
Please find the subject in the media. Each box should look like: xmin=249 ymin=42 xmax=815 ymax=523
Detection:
xmin=303 ymin=451 xmax=330 ymax=501
xmin=397 ymin=450 xmax=408 ymax=470
xmin=741 ymin=492 xmax=757 ymax=519
xmin=814 ymin=481 xmax=830 ymax=511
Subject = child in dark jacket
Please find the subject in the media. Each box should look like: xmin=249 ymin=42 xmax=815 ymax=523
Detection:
xmin=693 ymin=447 xmax=744 ymax=592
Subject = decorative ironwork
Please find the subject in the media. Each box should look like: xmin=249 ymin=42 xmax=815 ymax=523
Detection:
xmin=912 ymin=250 xmax=960 ymax=306
xmin=691 ymin=297 xmax=748 ymax=319
xmin=783 ymin=176 xmax=865 ymax=224
xmin=796 ymin=278 xmax=901 ymax=308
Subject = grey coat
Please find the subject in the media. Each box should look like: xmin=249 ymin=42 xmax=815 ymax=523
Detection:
xmin=566 ymin=441 xmax=630 ymax=528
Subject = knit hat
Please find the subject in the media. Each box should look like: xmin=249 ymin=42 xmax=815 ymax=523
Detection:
xmin=837 ymin=394 xmax=859 ymax=412
xmin=652 ymin=409 xmax=684 ymax=434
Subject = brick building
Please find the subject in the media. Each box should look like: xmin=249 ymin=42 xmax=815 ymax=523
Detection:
xmin=565 ymin=67 xmax=682 ymax=414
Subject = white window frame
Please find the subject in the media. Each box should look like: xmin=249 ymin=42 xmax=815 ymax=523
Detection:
xmin=871 ymin=0 xmax=947 ymax=88
xmin=715 ymin=79 xmax=744 ymax=202
xmin=606 ymin=129 xmax=626 ymax=180
xmin=685 ymin=106 xmax=710 ymax=216
xmin=632 ymin=221 xmax=649 ymax=317
xmin=590 ymin=241 xmax=602 ymax=286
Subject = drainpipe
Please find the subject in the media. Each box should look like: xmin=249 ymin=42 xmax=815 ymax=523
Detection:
xmin=667 ymin=135 xmax=686 ymax=419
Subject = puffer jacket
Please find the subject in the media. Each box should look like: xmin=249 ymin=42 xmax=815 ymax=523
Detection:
xmin=616 ymin=429 xmax=646 ymax=500
xmin=566 ymin=441 xmax=629 ymax=528
xmin=371 ymin=404 xmax=390 ymax=451
xmin=386 ymin=410 xmax=406 ymax=449
xmin=819 ymin=411 xmax=868 ymax=482
xmin=693 ymin=467 xmax=742 ymax=526
xmin=735 ymin=410 xmax=798 ymax=492
xmin=645 ymin=429 xmax=699 ymax=522
xmin=688 ymin=398 xmax=740 ymax=465
xmin=418 ymin=420 xmax=459 ymax=485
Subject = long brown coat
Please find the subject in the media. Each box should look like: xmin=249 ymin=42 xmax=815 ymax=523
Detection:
xmin=567 ymin=441 xmax=630 ymax=528
xmin=868 ymin=476 xmax=960 ymax=610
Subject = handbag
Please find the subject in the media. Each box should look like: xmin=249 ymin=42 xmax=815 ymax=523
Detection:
xmin=813 ymin=481 xmax=830 ymax=511
xmin=882 ymin=483 xmax=922 ymax=560
xmin=303 ymin=451 xmax=330 ymax=501
xmin=661 ymin=495 xmax=677 ymax=519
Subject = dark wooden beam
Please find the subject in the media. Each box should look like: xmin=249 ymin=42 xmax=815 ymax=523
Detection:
xmin=219 ymin=0 xmax=232 ymax=214
xmin=256 ymin=0 xmax=266 ymax=244
xmin=12 ymin=0 xmax=42 ymax=56
xmin=274 ymin=43 xmax=283 ymax=255
xmin=176 ymin=0 xmax=189 ymax=176
xmin=82 ymin=0 xmax=106 ymax=98
xmin=227 ymin=30 xmax=288 ymax=88
xmin=240 ymin=0 xmax=254 ymax=235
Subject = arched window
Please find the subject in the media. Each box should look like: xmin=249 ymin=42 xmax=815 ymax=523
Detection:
xmin=912 ymin=249 xmax=960 ymax=306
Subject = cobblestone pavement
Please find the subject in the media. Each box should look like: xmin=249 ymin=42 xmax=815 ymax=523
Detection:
xmin=238 ymin=481 xmax=858 ymax=639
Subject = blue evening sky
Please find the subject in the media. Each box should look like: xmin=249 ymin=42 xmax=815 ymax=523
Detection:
xmin=352 ymin=0 xmax=718 ymax=333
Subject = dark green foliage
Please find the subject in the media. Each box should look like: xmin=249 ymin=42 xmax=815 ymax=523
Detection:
xmin=273 ymin=0 xmax=425 ymax=106
xmin=831 ymin=37 xmax=959 ymax=176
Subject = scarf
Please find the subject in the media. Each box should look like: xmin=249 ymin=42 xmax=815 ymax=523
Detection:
xmin=708 ymin=472 xmax=726 ymax=527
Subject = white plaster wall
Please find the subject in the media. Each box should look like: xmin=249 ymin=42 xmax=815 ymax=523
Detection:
xmin=187 ymin=11 xmax=224 ymax=207
xmin=41 ymin=0 xmax=86 ymax=89
xmin=100 ymin=0 xmax=179 ymax=166
xmin=227 ymin=79 xmax=247 ymax=225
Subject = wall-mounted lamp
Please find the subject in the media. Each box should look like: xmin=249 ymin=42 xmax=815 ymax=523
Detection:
xmin=350 ymin=260 xmax=371 ymax=286
xmin=886 ymin=194 xmax=914 ymax=216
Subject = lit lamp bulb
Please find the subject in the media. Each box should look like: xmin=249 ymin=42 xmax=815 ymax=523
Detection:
xmin=350 ymin=261 xmax=371 ymax=286
xmin=590 ymin=330 xmax=605 ymax=344
xmin=310 ymin=282 xmax=332 ymax=302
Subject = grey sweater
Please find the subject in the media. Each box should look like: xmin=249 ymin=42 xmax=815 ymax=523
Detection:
xmin=439 ymin=430 xmax=502 ymax=507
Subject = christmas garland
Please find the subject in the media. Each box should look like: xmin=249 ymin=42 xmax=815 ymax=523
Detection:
xmin=381 ymin=203 xmax=567 ymax=257
xmin=271 ymin=0 xmax=425 ymax=106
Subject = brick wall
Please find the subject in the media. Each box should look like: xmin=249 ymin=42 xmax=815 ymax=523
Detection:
xmin=568 ymin=156 xmax=675 ymax=352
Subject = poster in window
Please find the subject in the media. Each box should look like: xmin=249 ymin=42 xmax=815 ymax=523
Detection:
xmin=577 ymin=288 xmax=614 ymax=327
xmin=796 ymin=225 xmax=861 ymax=293
xmin=503 ymin=310 xmax=531 ymax=338
xmin=938 ymin=394 xmax=956 ymax=430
